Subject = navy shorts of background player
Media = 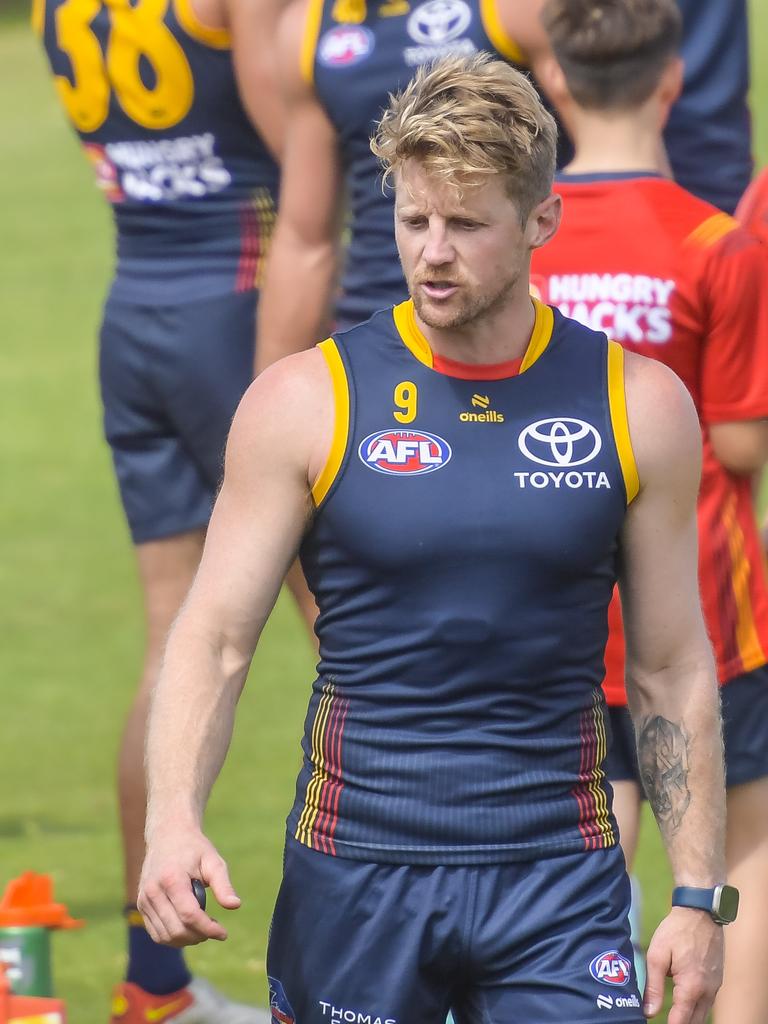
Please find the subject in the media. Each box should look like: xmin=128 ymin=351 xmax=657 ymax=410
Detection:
xmin=36 ymin=0 xmax=279 ymax=541
xmin=266 ymin=301 xmax=645 ymax=1023
xmin=305 ymin=0 xmax=527 ymax=328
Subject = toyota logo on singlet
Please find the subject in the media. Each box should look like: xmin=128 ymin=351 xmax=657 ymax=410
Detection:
xmin=518 ymin=418 xmax=602 ymax=468
xmin=407 ymin=0 xmax=472 ymax=45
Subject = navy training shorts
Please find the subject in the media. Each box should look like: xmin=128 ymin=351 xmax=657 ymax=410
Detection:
xmin=266 ymin=837 xmax=644 ymax=1024
xmin=603 ymin=665 xmax=768 ymax=789
xmin=99 ymin=289 xmax=256 ymax=544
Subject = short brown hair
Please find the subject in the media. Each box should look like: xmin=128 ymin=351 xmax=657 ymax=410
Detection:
xmin=541 ymin=0 xmax=681 ymax=109
xmin=371 ymin=53 xmax=557 ymax=219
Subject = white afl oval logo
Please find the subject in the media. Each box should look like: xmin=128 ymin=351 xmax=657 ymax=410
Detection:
xmin=518 ymin=417 xmax=602 ymax=468
xmin=407 ymin=0 xmax=472 ymax=45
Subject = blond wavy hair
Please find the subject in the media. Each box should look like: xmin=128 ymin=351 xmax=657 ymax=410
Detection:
xmin=371 ymin=53 xmax=557 ymax=219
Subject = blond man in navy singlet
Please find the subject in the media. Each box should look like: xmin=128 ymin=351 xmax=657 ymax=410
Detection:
xmin=255 ymin=0 xmax=554 ymax=369
xmin=35 ymin=0 xmax=287 ymax=1018
xmin=139 ymin=55 xmax=731 ymax=1024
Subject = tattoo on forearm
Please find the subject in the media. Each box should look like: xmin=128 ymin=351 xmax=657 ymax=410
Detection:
xmin=637 ymin=715 xmax=691 ymax=835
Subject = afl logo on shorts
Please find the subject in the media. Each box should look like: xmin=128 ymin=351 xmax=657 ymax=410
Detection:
xmin=359 ymin=429 xmax=452 ymax=475
xmin=589 ymin=950 xmax=632 ymax=987
xmin=267 ymin=976 xmax=296 ymax=1024
xmin=407 ymin=0 xmax=472 ymax=44
xmin=518 ymin=417 xmax=602 ymax=468
xmin=318 ymin=26 xmax=375 ymax=67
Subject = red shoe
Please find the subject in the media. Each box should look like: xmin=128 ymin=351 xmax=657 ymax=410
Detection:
xmin=110 ymin=979 xmax=269 ymax=1023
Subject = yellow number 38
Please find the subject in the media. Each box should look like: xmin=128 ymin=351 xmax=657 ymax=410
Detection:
xmin=36 ymin=0 xmax=194 ymax=133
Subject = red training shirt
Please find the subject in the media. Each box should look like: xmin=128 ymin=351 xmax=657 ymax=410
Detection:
xmin=532 ymin=173 xmax=768 ymax=704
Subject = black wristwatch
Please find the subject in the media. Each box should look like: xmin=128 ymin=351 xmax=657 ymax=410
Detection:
xmin=671 ymin=884 xmax=739 ymax=925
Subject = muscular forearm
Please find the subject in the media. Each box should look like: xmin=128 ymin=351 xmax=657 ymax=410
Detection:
xmin=256 ymin=227 xmax=338 ymax=373
xmin=145 ymin=613 xmax=250 ymax=840
xmin=627 ymin=657 xmax=726 ymax=885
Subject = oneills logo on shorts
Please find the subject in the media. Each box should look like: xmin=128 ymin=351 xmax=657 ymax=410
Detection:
xmin=589 ymin=951 xmax=632 ymax=987
xmin=359 ymin=429 xmax=452 ymax=475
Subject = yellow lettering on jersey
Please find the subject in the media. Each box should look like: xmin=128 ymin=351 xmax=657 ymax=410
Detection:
xmin=378 ymin=0 xmax=410 ymax=15
xmin=331 ymin=0 xmax=366 ymax=23
xmin=394 ymin=381 xmax=418 ymax=423
xmin=52 ymin=0 xmax=194 ymax=134
xmin=106 ymin=0 xmax=194 ymax=130
xmin=54 ymin=0 xmax=111 ymax=132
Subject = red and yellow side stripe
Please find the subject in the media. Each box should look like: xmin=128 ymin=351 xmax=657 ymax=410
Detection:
xmin=710 ymin=491 xmax=767 ymax=675
xmin=572 ymin=689 xmax=615 ymax=851
xmin=294 ymin=681 xmax=350 ymax=855
xmin=236 ymin=187 xmax=277 ymax=292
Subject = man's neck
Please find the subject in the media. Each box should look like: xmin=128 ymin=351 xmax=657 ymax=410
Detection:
xmin=563 ymin=107 xmax=668 ymax=177
xmin=414 ymin=286 xmax=537 ymax=366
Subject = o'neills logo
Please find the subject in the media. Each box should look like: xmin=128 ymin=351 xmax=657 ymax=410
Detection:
xmin=459 ymin=393 xmax=504 ymax=423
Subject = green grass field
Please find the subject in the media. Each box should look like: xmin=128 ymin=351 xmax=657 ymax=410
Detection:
xmin=1 ymin=4 xmax=767 ymax=1020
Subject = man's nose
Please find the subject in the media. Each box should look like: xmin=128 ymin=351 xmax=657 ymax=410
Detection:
xmin=422 ymin=222 xmax=454 ymax=266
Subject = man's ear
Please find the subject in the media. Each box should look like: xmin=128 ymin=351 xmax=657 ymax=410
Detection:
xmin=658 ymin=55 xmax=684 ymax=125
xmin=536 ymin=55 xmax=568 ymax=105
xmin=527 ymin=192 xmax=562 ymax=250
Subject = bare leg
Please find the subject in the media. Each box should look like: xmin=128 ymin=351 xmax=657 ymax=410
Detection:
xmin=713 ymin=776 xmax=768 ymax=1024
xmin=117 ymin=530 xmax=206 ymax=902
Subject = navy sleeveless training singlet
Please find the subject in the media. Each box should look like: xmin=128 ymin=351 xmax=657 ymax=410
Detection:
xmin=288 ymin=301 xmax=640 ymax=864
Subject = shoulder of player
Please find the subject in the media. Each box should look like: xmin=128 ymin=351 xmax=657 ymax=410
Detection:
xmin=226 ymin=347 xmax=332 ymax=471
xmin=623 ymin=351 xmax=701 ymax=491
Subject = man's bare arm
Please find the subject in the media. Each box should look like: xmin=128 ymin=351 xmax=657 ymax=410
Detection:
xmin=225 ymin=0 xmax=288 ymax=159
xmin=138 ymin=349 xmax=332 ymax=946
xmin=255 ymin=0 xmax=343 ymax=372
xmin=619 ymin=353 xmax=725 ymax=1023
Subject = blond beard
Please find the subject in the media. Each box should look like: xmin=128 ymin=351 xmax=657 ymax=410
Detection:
xmin=410 ymin=270 xmax=519 ymax=331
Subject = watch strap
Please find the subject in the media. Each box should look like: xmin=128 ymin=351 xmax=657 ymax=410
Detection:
xmin=671 ymin=886 xmax=715 ymax=914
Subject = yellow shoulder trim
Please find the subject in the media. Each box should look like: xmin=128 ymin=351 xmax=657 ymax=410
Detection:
xmin=173 ymin=0 xmax=231 ymax=49
xmin=519 ymin=299 xmax=554 ymax=373
xmin=479 ymin=0 xmax=526 ymax=64
xmin=312 ymin=338 xmax=350 ymax=506
xmin=125 ymin=909 xmax=145 ymax=928
xmin=685 ymin=211 xmax=739 ymax=250
xmin=31 ymin=0 xmax=45 ymax=36
xmin=607 ymin=341 xmax=640 ymax=505
xmin=392 ymin=300 xmax=434 ymax=368
xmin=300 ymin=0 xmax=325 ymax=86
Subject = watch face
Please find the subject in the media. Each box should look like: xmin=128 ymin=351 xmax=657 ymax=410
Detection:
xmin=714 ymin=885 xmax=740 ymax=923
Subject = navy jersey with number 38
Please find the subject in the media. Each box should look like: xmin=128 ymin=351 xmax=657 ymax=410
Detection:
xmin=34 ymin=0 xmax=279 ymax=302
xmin=289 ymin=302 xmax=638 ymax=864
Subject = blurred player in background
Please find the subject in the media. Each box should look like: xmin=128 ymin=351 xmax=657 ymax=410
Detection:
xmin=667 ymin=0 xmax=753 ymax=214
xmin=34 ymin=0 xmax=284 ymax=1018
xmin=139 ymin=54 xmax=732 ymax=1024
xmin=532 ymin=2 xmax=768 ymax=1021
xmin=255 ymin=0 xmax=554 ymax=368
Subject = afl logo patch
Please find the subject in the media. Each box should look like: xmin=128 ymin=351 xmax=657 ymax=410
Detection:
xmin=359 ymin=429 xmax=452 ymax=475
xmin=318 ymin=26 xmax=375 ymax=67
xmin=407 ymin=0 xmax=471 ymax=44
xmin=518 ymin=417 xmax=602 ymax=468
xmin=268 ymin=976 xmax=296 ymax=1023
xmin=589 ymin=951 xmax=632 ymax=987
